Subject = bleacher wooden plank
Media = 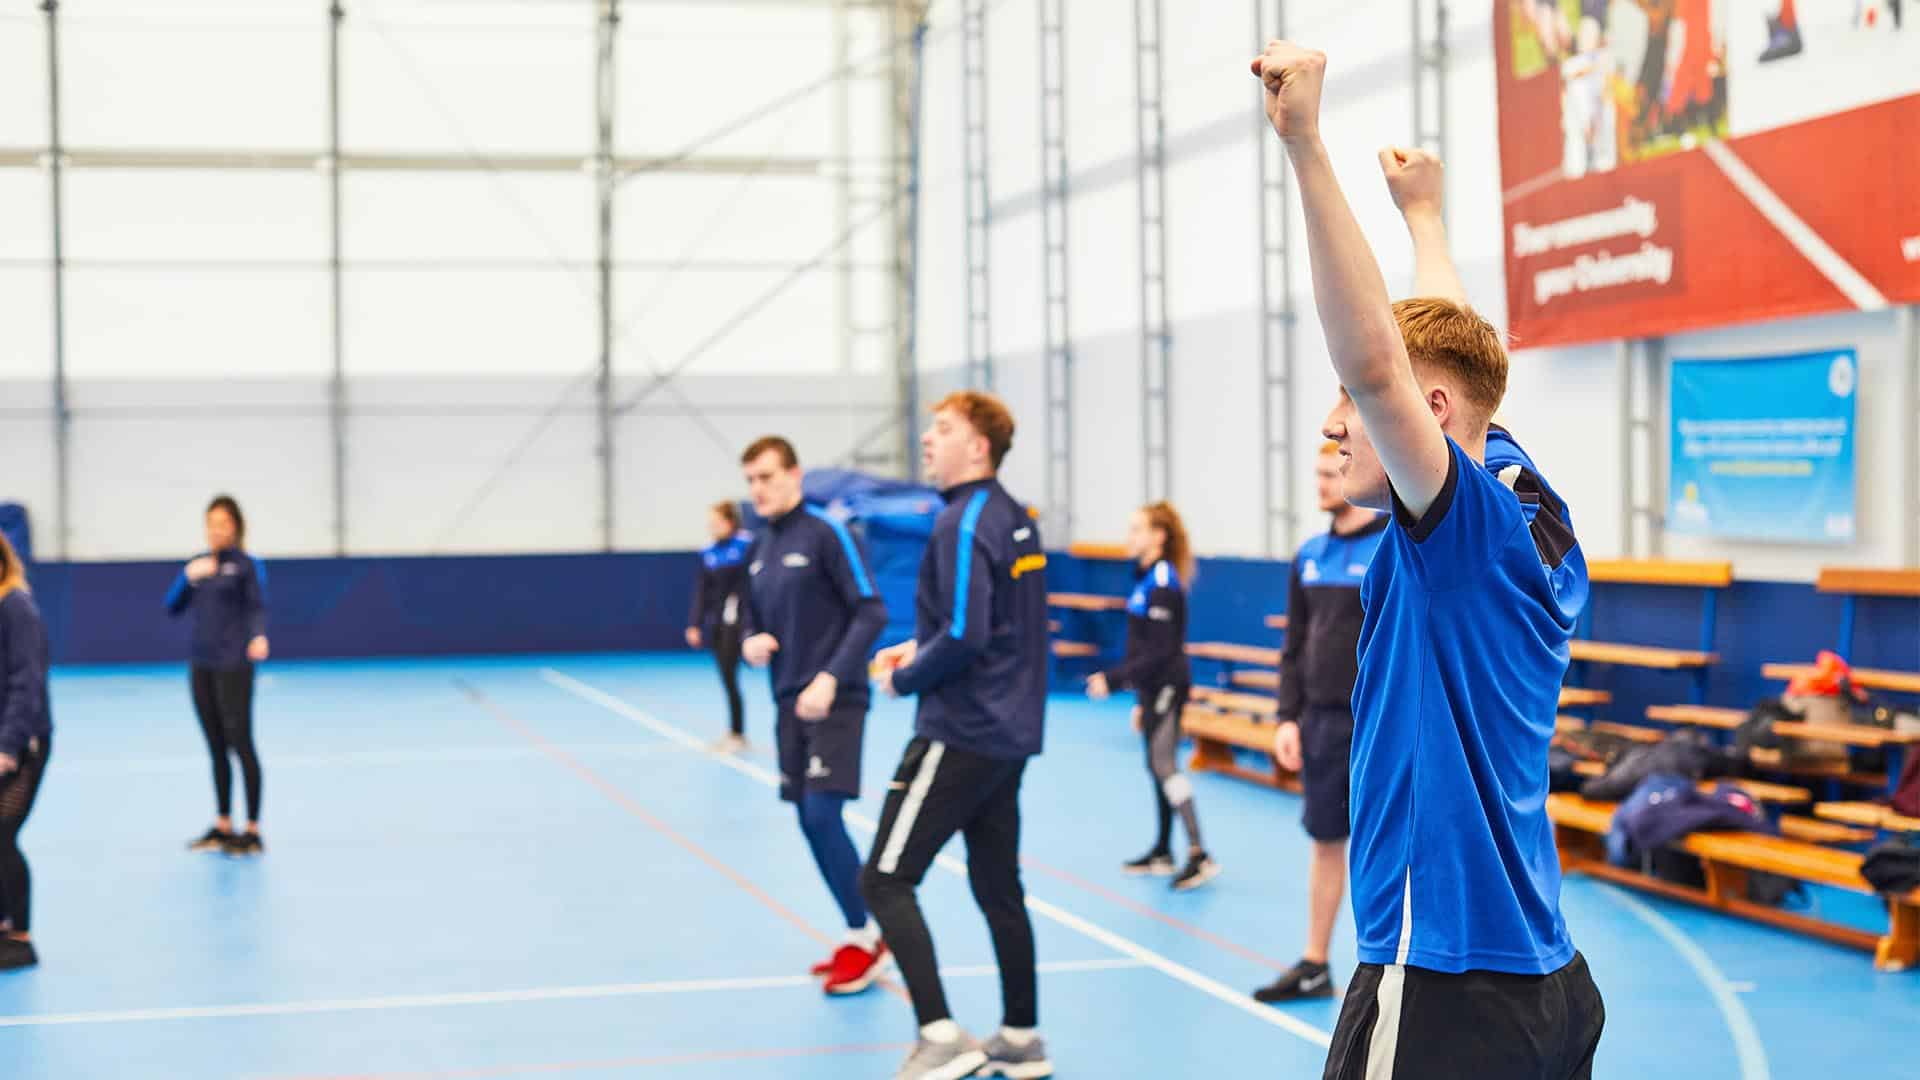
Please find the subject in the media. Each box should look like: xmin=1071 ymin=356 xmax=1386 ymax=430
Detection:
xmin=1762 ymin=663 xmax=1920 ymax=695
xmin=1779 ymin=815 xmax=1876 ymax=845
xmin=1767 ymin=720 xmax=1920 ymax=749
xmin=1815 ymin=567 xmax=1920 ymax=598
xmin=1180 ymin=706 xmax=1299 ymax=792
xmin=1265 ymin=614 xmax=1288 ymax=631
xmin=1229 ymin=670 xmax=1280 ymax=691
xmin=1563 ymin=767 xmax=1809 ymax=804
xmin=1051 ymin=641 xmax=1099 ymax=658
xmin=1047 ymin=592 xmax=1127 ymax=612
xmin=1646 ymin=704 xmax=1745 ymax=729
xmin=1815 ymin=802 xmax=1920 ymax=832
xmin=1190 ymin=687 xmax=1279 ymax=717
xmin=1186 ymin=642 xmax=1282 ymax=667
xmin=1588 ymin=721 xmax=1665 ymax=744
xmin=1585 ymin=559 xmax=1733 ymax=588
xmin=1569 ymin=640 xmax=1716 ymax=669
xmin=1065 ymin=541 xmax=1130 ymax=560
xmin=1558 ymin=687 xmax=1613 ymax=708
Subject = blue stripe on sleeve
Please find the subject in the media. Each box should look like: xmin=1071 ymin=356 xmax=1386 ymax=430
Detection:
xmin=804 ymin=507 xmax=874 ymax=598
xmin=950 ymin=491 xmax=990 ymax=640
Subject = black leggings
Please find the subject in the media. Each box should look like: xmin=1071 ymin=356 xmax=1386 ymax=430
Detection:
xmin=192 ymin=665 xmax=262 ymax=824
xmin=710 ymin=624 xmax=744 ymax=737
xmin=0 ymin=736 xmax=49 ymax=934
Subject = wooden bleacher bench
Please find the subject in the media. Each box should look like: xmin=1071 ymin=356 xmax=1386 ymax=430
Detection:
xmin=1181 ymin=705 xmax=1298 ymax=793
xmin=1587 ymin=559 xmax=1735 ymax=589
xmin=1264 ymin=614 xmax=1288 ymax=631
xmin=1778 ymin=815 xmax=1876 ymax=845
xmin=1190 ymin=686 xmax=1279 ymax=718
xmin=1549 ymin=792 xmax=1920 ymax=970
xmin=1761 ymin=663 xmax=1920 ymax=696
xmin=1185 ymin=642 xmax=1282 ymax=667
xmin=1562 ymin=762 xmax=1809 ymax=804
xmin=1047 ymin=592 xmax=1127 ymax=612
xmin=1646 ymin=704 xmax=1745 ymax=730
xmin=1050 ymin=641 xmax=1098 ymax=659
xmin=1587 ymin=721 xmax=1664 ymax=744
xmin=1646 ymin=706 xmax=1890 ymax=787
xmin=1229 ymin=670 xmax=1279 ymax=691
xmin=1065 ymin=541 xmax=1131 ymax=560
xmin=1815 ymin=802 xmax=1920 ymax=833
xmin=1568 ymin=640 xmax=1716 ymax=669
xmin=1558 ymin=687 xmax=1612 ymax=709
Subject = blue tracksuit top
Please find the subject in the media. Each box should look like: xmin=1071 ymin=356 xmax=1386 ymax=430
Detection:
xmin=0 ymin=589 xmax=51 ymax=759
xmin=164 ymin=549 xmax=268 ymax=671
xmin=890 ymin=477 xmax=1049 ymax=760
xmin=744 ymin=505 xmax=887 ymax=707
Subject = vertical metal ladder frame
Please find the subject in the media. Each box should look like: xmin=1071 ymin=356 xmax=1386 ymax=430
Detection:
xmin=1038 ymin=0 xmax=1073 ymax=543
xmin=1135 ymin=0 xmax=1171 ymax=504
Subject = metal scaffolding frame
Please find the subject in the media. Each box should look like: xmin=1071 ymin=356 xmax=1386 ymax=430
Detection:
xmin=1134 ymin=0 xmax=1170 ymax=504
xmin=41 ymin=0 xmax=71 ymax=561
xmin=1619 ymin=337 xmax=1667 ymax=558
xmin=10 ymin=1 xmax=923 ymax=554
xmin=1254 ymin=0 xmax=1296 ymax=558
xmin=960 ymin=0 xmax=992 ymax=392
xmin=1038 ymin=0 xmax=1072 ymax=542
xmin=593 ymin=0 xmax=620 ymax=552
xmin=888 ymin=0 xmax=930 ymax=474
xmin=1411 ymin=0 xmax=1449 ymax=227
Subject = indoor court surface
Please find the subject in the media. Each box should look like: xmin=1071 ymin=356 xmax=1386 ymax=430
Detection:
xmin=4 ymin=654 xmax=1913 ymax=1080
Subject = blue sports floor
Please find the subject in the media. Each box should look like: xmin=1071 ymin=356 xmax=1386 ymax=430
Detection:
xmin=3 ymin=654 xmax=1916 ymax=1079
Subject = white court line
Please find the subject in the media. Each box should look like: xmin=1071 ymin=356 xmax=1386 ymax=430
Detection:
xmin=540 ymin=669 xmax=1334 ymax=1050
xmin=1702 ymin=139 xmax=1888 ymax=312
xmin=1597 ymin=884 xmax=1770 ymax=1080
xmin=0 ymin=959 xmax=1143 ymax=1030
xmin=52 ymin=743 xmax=691 ymax=777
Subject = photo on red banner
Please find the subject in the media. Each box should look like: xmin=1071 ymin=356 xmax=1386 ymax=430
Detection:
xmin=1495 ymin=0 xmax=1920 ymax=350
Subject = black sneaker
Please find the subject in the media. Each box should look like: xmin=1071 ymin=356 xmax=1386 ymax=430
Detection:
xmin=1171 ymin=851 xmax=1220 ymax=892
xmin=188 ymin=827 xmax=232 ymax=853
xmin=223 ymin=832 xmax=265 ymax=857
xmin=0 ymin=938 xmax=38 ymax=971
xmin=1121 ymin=849 xmax=1176 ymax=876
xmin=1253 ymin=960 xmax=1335 ymax=1003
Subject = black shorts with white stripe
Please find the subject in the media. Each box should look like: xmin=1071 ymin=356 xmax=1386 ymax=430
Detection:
xmin=1323 ymin=952 xmax=1604 ymax=1080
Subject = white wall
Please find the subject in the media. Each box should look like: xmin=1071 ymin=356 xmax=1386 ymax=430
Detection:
xmin=915 ymin=1 xmax=1919 ymax=575
xmin=0 ymin=0 xmax=897 ymax=560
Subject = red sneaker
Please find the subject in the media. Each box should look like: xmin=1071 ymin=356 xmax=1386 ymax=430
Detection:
xmin=809 ymin=953 xmax=835 ymax=977
xmin=821 ymin=941 xmax=889 ymax=996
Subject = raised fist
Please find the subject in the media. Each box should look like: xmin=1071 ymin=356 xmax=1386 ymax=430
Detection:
xmin=1250 ymin=41 xmax=1328 ymax=143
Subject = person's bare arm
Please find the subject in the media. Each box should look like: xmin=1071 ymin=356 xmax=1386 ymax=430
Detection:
xmin=1252 ymin=43 xmax=1451 ymax=518
xmin=1381 ymin=147 xmax=1467 ymax=304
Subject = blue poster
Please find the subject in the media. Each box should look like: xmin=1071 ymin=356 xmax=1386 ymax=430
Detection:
xmin=1668 ymin=349 xmax=1856 ymax=544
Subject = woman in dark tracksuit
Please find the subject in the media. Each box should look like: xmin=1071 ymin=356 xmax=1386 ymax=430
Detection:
xmin=686 ymin=501 xmax=753 ymax=751
xmin=166 ymin=494 xmax=270 ymax=857
xmin=1087 ymin=501 xmax=1219 ymax=892
xmin=0 ymin=530 xmax=51 ymax=971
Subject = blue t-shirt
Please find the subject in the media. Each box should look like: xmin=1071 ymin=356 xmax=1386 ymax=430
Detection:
xmin=1349 ymin=435 xmax=1587 ymax=975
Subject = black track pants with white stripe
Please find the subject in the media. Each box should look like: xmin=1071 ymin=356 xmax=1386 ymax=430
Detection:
xmin=859 ymin=735 xmax=1036 ymax=1028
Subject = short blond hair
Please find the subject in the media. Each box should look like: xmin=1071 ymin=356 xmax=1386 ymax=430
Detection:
xmin=1392 ymin=297 xmax=1508 ymax=420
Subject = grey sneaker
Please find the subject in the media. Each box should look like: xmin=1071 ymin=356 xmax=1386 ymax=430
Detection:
xmin=978 ymin=1032 xmax=1053 ymax=1078
xmin=894 ymin=1032 xmax=987 ymax=1080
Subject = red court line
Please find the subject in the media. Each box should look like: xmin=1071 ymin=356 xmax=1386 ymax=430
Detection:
xmin=1019 ymin=856 xmax=1293 ymax=973
xmin=270 ymin=1040 xmax=912 ymax=1080
xmin=457 ymin=682 xmax=908 ymax=1003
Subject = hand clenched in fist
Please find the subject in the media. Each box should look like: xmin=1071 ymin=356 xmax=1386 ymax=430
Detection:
xmin=1250 ymin=40 xmax=1328 ymax=144
xmin=1380 ymin=145 xmax=1445 ymax=219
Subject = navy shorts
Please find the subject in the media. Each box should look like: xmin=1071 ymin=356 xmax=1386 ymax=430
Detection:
xmin=776 ymin=699 xmax=866 ymax=803
xmin=1300 ymin=704 xmax=1354 ymax=842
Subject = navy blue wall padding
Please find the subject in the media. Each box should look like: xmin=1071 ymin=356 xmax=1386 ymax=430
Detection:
xmin=0 ymin=503 xmax=30 ymax=564
xmin=31 ymin=553 xmax=696 ymax=665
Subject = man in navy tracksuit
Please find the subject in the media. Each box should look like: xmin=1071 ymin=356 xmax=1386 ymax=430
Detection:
xmin=866 ymin=392 xmax=1052 ymax=1080
xmin=737 ymin=436 xmax=891 ymax=995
